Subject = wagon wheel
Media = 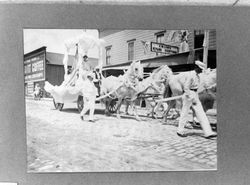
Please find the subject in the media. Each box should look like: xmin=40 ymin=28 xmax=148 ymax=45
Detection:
xmin=77 ymin=95 xmax=84 ymax=113
xmin=53 ymin=98 xmax=64 ymax=111
xmin=108 ymin=99 xmax=117 ymax=113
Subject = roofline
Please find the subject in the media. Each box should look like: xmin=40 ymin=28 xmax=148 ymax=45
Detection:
xmin=46 ymin=63 xmax=69 ymax=66
xmin=46 ymin=51 xmax=75 ymax=57
xmin=24 ymin=46 xmax=47 ymax=58
xmin=24 ymin=47 xmax=98 ymax=60
xmin=46 ymin=51 xmax=98 ymax=60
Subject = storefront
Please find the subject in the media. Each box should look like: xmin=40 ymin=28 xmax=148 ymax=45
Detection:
xmin=100 ymin=29 xmax=216 ymax=77
xmin=24 ymin=47 xmax=46 ymax=96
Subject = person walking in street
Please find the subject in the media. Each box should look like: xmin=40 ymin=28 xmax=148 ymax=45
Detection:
xmin=80 ymin=72 xmax=97 ymax=122
xmin=93 ymin=66 xmax=102 ymax=97
xmin=33 ymin=83 xmax=42 ymax=100
xmin=177 ymin=60 xmax=217 ymax=139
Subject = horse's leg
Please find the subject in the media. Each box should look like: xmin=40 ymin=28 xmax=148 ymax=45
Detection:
xmin=144 ymin=98 xmax=154 ymax=117
xmin=130 ymin=101 xmax=141 ymax=121
xmin=105 ymin=99 xmax=111 ymax=116
xmin=174 ymin=99 xmax=182 ymax=118
xmin=115 ymin=98 xmax=123 ymax=119
xmin=162 ymin=100 xmax=175 ymax=123
xmin=151 ymin=99 xmax=158 ymax=119
xmin=153 ymin=99 xmax=165 ymax=119
xmin=125 ymin=100 xmax=130 ymax=115
xmin=146 ymin=97 xmax=157 ymax=119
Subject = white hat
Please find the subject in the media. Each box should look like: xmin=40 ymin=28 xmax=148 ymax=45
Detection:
xmin=195 ymin=60 xmax=205 ymax=70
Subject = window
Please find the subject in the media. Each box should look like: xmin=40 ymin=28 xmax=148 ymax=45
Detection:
xmin=194 ymin=30 xmax=205 ymax=49
xmin=128 ymin=40 xmax=135 ymax=61
xmin=24 ymin=64 xmax=31 ymax=74
xmin=105 ymin=46 xmax=111 ymax=65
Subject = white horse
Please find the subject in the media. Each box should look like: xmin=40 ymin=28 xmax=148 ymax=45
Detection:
xmin=135 ymin=65 xmax=173 ymax=118
xmin=100 ymin=60 xmax=144 ymax=120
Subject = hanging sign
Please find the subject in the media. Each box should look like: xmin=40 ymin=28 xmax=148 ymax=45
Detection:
xmin=150 ymin=42 xmax=179 ymax=54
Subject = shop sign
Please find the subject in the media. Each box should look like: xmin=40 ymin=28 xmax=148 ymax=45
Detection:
xmin=151 ymin=42 xmax=179 ymax=54
xmin=25 ymin=72 xmax=44 ymax=81
xmin=24 ymin=52 xmax=45 ymax=81
xmin=32 ymin=60 xmax=44 ymax=72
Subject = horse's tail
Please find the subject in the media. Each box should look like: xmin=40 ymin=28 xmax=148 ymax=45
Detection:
xmin=163 ymin=84 xmax=172 ymax=98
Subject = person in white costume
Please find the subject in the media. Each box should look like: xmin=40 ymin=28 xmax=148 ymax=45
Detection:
xmin=63 ymin=32 xmax=104 ymax=82
xmin=177 ymin=60 xmax=217 ymax=139
xmin=79 ymin=55 xmax=92 ymax=81
xmin=80 ymin=72 xmax=97 ymax=122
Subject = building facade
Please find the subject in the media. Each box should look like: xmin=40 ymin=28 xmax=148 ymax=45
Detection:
xmin=24 ymin=46 xmax=98 ymax=96
xmin=99 ymin=29 xmax=216 ymax=76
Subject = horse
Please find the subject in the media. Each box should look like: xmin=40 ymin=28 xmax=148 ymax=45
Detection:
xmin=118 ymin=65 xmax=174 ymax=118
xmin=162 ymin=66 xmax=217 ymax=122
xmin=134 ymin=65 xmax=173 ymax=118
xmin=100 ymin=60 xmax=144 ymax=120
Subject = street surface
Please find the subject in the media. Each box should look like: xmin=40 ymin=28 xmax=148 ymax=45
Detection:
xmin=26 ymin=98 xmax=217 ymax=172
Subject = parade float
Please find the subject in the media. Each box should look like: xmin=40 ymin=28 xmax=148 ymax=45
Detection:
xmin=44 ymin=32 xmax=105 ymax=112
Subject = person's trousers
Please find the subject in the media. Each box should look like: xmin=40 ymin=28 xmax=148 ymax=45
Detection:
xmin=80 ymin=95 xmax=96 ymax=120
xmin=94 ymin=82 xmax=101 ymax=96
xmin=177 ymin=91 xmax=214 ymax=136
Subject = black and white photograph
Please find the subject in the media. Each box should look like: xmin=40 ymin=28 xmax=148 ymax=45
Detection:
xmin=24 ymin=29 xmax=217 ymax=172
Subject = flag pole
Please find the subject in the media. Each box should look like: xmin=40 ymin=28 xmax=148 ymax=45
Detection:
xmin=203 ymin=30 xmax=209 ymax=69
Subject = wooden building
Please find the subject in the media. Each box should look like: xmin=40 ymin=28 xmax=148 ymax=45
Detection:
xmin=99 ymin=29 xmax=216 ymax=76
xmin=24 ymin=46 xmax=98 ymax=96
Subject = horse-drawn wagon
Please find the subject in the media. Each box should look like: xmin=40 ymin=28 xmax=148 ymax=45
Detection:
xmin=43 ymin=32 xmax=216 ymax=124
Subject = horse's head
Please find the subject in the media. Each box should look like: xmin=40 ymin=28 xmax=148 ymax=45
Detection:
xmin=151 ymin=65 xmax=173 ymax=83
xmin=161 ymin=65 xmax=173 ymax=81
xmin=130 ymin=60 xmax=144 ymax=80
xmin=140 ymin=65 xmax=173 ymax=94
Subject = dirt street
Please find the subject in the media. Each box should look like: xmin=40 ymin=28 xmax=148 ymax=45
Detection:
xmin=26 ymin=99 xmax=217 ymax=172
